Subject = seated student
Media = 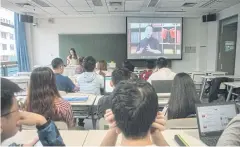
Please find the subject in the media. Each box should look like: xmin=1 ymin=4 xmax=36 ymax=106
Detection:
xmin=122 ymin=60 xmax=138 ymax=80
xmin=96 ymin=60 xmax=108 ymax=77
xmin=97 ymin=68 xmax=131 ymax=118
xmin=139 ymin=60 xmax=155 ymax=81
xmin=100 ymin=79 xmax=168 ymax=146
xmin=1 ymin=78 xmax=64 ymax=146
xmin=147 ymin=57 xmax=176 ymax=84
xmin=52 ymin=58 xmax=79 ymax=92
xmin=217 ymin=114 xmax=240 ymax=146
xmin=77 ymin=56 xmax=104 ymax=95
xmin=25 ymin=67 xmax=74 ymax=128
xmin=164 ymin=73 xmax=200 ymax=120
xmin=75 ymin=56 xmax=84 ymax=74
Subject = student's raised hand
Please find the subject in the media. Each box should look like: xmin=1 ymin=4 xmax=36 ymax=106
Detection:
xmin=151 ymin=111 xmax=166 ymax=133
xmin=104 ymin=109 xmax=116 ymax=128
xmin=17 ymin=111 xmax=47 ymax=127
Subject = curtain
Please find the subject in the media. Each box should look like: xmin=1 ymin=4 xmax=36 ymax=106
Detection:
xmin=14 ymin=13 xmax=30 ymax=72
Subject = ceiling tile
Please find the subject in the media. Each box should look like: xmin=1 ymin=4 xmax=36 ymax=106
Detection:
xmin=46 ymin=0 xmax=70 ymax=7
xmin=74 ymin=7 xmax=92 ymax=11
xmin=94 ymin=7 xmax=109 ymax=13
xmin=159 ymin=1 xmax=185 ymax=7
xmin=42 ymin=7 xmax=64 ymax=14
xmin=125 ymin=1 xmax=143 ymax=11
xmin=67 ymin=0 xmax=90 ymax=7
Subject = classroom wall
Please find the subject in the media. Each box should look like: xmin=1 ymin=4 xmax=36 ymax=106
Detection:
xmin=28 ymin=16 xmax=208 ymax=72
xmin=218 ymin=3 xmax=240 ymax=75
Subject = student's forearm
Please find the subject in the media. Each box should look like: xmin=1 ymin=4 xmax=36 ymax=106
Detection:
xmin=100 ymin=128 xmax=118 ymax=146
xmin=151 ymin=131 xmax=169 ymax=146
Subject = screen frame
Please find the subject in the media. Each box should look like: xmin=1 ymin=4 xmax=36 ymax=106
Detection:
xmin=195 ymin=102 xmax=237 ymax=137
xmin=126 ymin=17 xmax=183 ymax=60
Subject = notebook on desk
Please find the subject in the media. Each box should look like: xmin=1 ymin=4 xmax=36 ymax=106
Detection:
xmin=63 ymin=96 xmax=88 ymax=102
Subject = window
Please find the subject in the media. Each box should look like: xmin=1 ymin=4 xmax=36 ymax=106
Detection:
xmin=10 ymin=33 xmax=14 ymax=40
xmin=2 ymin=44 xmax=7 ymax=50
xmin=1 ymin=32 xmax=7 ymax=39
xmin=10 ymin=44 xmax=14 ymax=50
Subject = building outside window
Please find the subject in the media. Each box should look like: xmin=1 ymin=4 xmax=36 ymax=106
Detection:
xmin=1 ymin=32 xmax=7 ymax=39
xmin=0 ymin=8 xmax=18 ymax=76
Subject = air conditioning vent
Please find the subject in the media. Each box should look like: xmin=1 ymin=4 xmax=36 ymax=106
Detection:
xmin=109 ymin=2 xmax=122 ymax=6
xmin=148 ymin=0 xmax=160 ymax=7
xmin=16 ymin=3 xmax=31 ymax=7
xmin=182 ymin=2 xmax=197 ymax=7
xmin=32 ymin=0 xmax=51 ymax=7
xmin=200 ymin=0 xmax=218 ymax=8
xmin=92 ymin=0 xmax=103 ymax=6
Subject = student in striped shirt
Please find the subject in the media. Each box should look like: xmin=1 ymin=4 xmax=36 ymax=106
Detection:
xmin=25 ymin=67 xmax=74 ymax=128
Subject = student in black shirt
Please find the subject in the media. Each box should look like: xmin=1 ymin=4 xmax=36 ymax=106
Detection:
xmin=137 ymin=25 xmax=162 ymax=54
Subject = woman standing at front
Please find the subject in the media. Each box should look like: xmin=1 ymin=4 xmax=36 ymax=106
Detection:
xmin=67 ymin=48 xmax=79 ymax=65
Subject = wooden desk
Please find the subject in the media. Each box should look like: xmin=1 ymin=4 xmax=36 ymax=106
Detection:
xmin=83 ymin=130 xmax=205 ymax=146
xmin=224 ymin=81 xmax=240 ymax=101
xmin=2 ymin=130 xmax=89 ymax=146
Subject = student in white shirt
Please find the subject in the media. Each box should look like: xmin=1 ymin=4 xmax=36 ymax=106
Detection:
xmin=147 ymin=57 xmax=176 ymax=84
xmin=77 ymin=56 xmax=104 ymax=95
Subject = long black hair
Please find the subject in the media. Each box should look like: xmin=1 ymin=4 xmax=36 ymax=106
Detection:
xmin=69 ymin=48 xmax=77 ymax=59
xmin=168 ymin=72 xmax=200 ymax=120
xmin=26 ymin=67 xmax=60 ymax=119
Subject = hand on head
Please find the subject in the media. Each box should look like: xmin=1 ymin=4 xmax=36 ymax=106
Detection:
xmin=151 ymin=112 xmax=166 ymax=134
xmin=104 ymin=109 xmax=166 ymax=133
xmin=104 ymin=109 xmax=116 ymax=128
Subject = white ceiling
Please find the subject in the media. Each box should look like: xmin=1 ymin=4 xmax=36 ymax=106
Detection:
xmin=2 ymin=0 xmax=240 ymax=18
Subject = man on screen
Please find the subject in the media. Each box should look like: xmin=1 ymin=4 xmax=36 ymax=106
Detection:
xmin=136 ymin=25 xmax=161 ymax=54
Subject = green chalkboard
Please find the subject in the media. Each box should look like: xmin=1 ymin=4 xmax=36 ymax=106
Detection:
xmin=59 ymin=34 xmax=127 ymax=66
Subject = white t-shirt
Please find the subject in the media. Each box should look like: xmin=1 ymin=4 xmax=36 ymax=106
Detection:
xmin=147 ymin=68 xmax=176 ymax=84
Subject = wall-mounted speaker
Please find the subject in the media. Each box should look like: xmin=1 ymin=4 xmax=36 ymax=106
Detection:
xmin=20 ymin=14 xmax=33 ymax=23
xmin=202 ymin=13 xmax=217 ymax=22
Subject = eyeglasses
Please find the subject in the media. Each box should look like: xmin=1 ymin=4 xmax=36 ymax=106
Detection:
xmin=1 ymin=109 xmax=19 ymax=117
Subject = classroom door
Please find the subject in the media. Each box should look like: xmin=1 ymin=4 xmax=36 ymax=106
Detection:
xmin=217 ymin=16 xmax=238 ymax=75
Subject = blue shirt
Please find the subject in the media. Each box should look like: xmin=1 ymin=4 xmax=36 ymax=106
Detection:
xmin=55 ymin=74 xmax=75 ymax=92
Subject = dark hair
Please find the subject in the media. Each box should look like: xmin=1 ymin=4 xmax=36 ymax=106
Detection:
xmin=51 ymin=58 xmax=64 ymax=69
xmin=69 ymin=48 xmax=77 ymax=59
xmin=146 ymin=60 xmax=155 ymax=69
xmin=97 ymin=60 xmax=107 ymax=71
xmin=168 ymin=73 xmax=200 ymax=120
xmin=83 ymin=56 xmax=96 ymax=72
xmin=79 ymin=57 xmax=84 ymax=65
xmin=1 ymin=78 xmax=22 ymax=116
xmin=112 ymin=79 xmax=158 ymax=138
xmin=26 ymin=67 xmax=60 ymax=119
xmin=156 ymin=57 xmax=167 ymax=68
xmin=112 ymin=68 xmax=131 ymax=86
xmin=122 ymin=60 xmax=135 ymax=72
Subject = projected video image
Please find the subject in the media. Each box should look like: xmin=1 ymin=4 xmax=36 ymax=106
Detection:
xmin=127 ymin=18 xmax=182 ymax=59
